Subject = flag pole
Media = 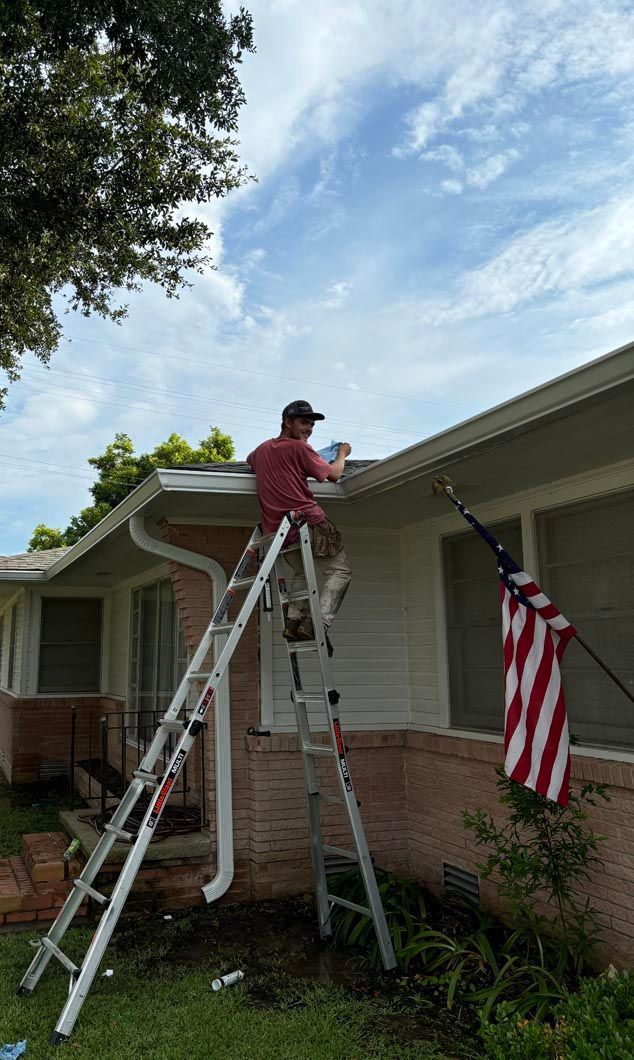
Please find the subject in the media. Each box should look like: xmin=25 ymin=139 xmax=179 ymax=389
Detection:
xmin=431 ymin=476 xmax=634 ymax=707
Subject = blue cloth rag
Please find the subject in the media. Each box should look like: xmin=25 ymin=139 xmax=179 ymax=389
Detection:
xmin=0 ymin=1043 xmax=27 ymax=1060
xmin=317 ymin=441 xmax=342 ymax=464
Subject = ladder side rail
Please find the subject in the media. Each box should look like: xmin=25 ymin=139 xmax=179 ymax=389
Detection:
xmin=273 ymin=558 xmax=332 ymax=937
xmin=49 ymin=517 xmax=293 ymax=1043
xmin=297 ymin=526 xmax=397 ymax=971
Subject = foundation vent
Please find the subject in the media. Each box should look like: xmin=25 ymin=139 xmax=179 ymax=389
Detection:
xmin=443 ymin=862 xmax=480 ymax=904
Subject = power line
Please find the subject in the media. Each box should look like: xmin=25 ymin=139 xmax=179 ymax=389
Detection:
xmin=9 ymin=381 xmax=406 ymax=451
xmin=63 ymin=333 xmax=477 ymax=412
xmin=20 ymin=364 xmax=423 ymax=440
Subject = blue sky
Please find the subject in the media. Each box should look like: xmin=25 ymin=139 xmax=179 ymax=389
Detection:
xmin=2 ymin=0 xmax=634 ymax=553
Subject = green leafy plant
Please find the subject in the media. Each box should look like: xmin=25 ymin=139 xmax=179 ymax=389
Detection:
xmin=330 ymin=868 xmax=428 ymax=964
xmin=463 ymin=768 xmax=609 ymax=974
xmin=481 ymin=969 xmax=634 ymax=1059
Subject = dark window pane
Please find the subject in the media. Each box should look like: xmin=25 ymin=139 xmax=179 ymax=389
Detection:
xmin=537 ymin=491 xmax=634 ymax=750
xmin=444 ymin=519 xmax=523 ymax=733
xmin=38 ymin=598 xmax=102 ymax=693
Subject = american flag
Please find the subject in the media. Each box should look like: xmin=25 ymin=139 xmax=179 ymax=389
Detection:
xmin=446 ymin=490 xmax=576 ymax=805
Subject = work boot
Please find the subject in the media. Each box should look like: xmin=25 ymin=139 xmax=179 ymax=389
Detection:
xmin=282 ymin=618 xmax=302 ymax=642
xmin=297 ymin=618 xmax=334 ymax=658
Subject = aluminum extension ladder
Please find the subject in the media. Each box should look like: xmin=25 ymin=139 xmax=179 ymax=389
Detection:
xmin=17 ymin=513 xmax=396 ymax=1045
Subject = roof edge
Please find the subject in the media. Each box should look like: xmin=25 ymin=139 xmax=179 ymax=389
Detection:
xmin=342 ymin=340 xmax=634 ymax=499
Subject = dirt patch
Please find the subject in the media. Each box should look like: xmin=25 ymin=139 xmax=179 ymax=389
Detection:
xmin=109 ymin=895 xmax=479 ymax=1057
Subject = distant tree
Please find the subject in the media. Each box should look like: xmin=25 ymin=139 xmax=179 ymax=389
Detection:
xmin=28 ymin=524 xmax=67 ymax=552
xmin=0 ymin=1 xmax=254 ymax=407
xmin=27 ymin=427 xmax=234 ymax=550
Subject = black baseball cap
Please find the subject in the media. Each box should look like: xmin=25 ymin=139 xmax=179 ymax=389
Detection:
xmin=282 ymin=400 xmax=325 ymax=421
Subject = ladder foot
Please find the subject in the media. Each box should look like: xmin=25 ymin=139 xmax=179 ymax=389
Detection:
xmin=16 ymin=985 xmax=31 ymax=997
xmin=50 ymin=1031 xmax=69 ymax=1047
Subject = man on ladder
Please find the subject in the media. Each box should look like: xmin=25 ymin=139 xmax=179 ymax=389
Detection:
xmin=247 ymin=399 xmax=352 ymax=655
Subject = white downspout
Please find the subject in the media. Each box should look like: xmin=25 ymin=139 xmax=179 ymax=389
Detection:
xmin=129 ymin=515 xmax=234 ymax=903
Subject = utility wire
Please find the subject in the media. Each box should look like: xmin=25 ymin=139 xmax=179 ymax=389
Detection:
xmin=11 ymin=380 xmax=408 ymax=451
xmin=63 ymin=333 xmax=477 ymax=413
xmin=20 ymin=364 xmax=423 ymax=440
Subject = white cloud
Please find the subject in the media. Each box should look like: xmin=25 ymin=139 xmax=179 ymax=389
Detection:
xmin=419 ymin=193 xmax=634 ymax=324
xmin=465 ymin=147 xmax=520 ymax=189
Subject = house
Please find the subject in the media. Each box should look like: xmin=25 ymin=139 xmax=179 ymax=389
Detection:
xmin=1 ymin=342 xmax=633 ymax=961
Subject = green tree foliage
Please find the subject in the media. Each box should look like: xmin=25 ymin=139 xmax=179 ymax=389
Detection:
xmin=27 ymin=523 xmax=67 ymax=552
xmin=0 ymin=1 xmax=254 ymax=406
xmin=28 ymin=427 xmax=234 ymax=549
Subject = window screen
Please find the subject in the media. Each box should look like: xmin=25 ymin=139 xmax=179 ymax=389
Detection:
xmin=128 ymin=578 xmax=187 ymax=743
xmin=444 ymin=519 xmax=523 ymax=733
xmin=38 ymin=598 xmax=102 ymax=693
xmin=537 ymin=491 xmax=634 ymax=750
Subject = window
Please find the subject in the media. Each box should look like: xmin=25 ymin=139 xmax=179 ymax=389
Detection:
xmin=128 ymin=578 xmax=187 ymax=743
xmin=38 ymin=598 xmax=102 ymax=693
xmin=0 ymin=614 xmax=4 ymax=686
xmin=7 ymin=604 xmax=17 ymax=691
xmin=444 ymin=519 xmax=524 ymax=733
xmin=537 ymin=490 xmax=634 ymax=750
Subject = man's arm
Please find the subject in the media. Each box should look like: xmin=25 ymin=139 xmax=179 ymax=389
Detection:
xmin=327 ymin=443 xmax=352 ymax=482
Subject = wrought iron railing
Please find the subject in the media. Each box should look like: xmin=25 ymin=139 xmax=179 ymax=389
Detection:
xmin=69 ymin=705 xmax=207 ymax=832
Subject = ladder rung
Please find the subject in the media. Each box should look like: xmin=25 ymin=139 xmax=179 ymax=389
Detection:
xmin=231 ymin=576 xmax=257 ymax=590
xmin=301 ymin=744 xmax=335 ymax=758
xmin=295 ymin=694 xmax=326 ymax=705
xmin=327 ymin=894 xmax=371 ymax=918
xmin=159 ymin=718 xmax=185 ymax=733
xmin=104 ymin=823 xmax=134 ymax=843
xmin=320 ymin=793 xmax=345 ymax=806
xmin=280 ymin=544 xmax=300 ymax=553
xmin=73 ymin=879 xmax=110 ymax=906
xmin=188 ymin=671 xmax=212 ymax=681
xmin=324 ymin=845 xmax=358 ymax=861
xmin=133 ymin=769 xmax=158 ymax=786
xmin=209 ymin=623 xmax=234 ymax=636
xmin=287 ymin=641 xmax=319 ymax=654
xmin=288 ymin=590 xmax=310 ymax=602
xmin=38 ymin=938 xmax=79 ymax=977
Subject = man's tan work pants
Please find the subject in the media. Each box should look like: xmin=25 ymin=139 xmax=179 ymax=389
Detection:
xmin=284 ymin=525 xmax=351 ymax=630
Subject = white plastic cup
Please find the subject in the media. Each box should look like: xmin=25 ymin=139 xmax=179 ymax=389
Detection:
xmin=212 ymin=970 xmax=244 ymax=991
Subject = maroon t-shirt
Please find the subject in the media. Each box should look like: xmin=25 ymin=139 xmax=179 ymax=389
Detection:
xmin=246 ymin=437 xmax=331 ymax=533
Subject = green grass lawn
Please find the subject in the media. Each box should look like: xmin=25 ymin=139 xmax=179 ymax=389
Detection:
xmin=0 ymin=773 xmax=68 ymax=855
xmin=0 ymin=775 xmax=476 ymax=1059
xmin=0 ymin=920 xmax=470 ymax=1060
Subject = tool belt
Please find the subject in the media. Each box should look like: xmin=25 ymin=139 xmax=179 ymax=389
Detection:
xmin=311 ymin=518 xmax=343 ymax=558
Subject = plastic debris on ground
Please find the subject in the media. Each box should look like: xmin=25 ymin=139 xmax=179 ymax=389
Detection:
xmin=212 ymin=971 xmax=244 ymax=991
xmin=0 ymin=1042 xmax=28 ymax=1060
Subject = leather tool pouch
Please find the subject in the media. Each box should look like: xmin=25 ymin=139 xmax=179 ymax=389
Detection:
xmin=312 ymin=518 xmax=343 ymax=558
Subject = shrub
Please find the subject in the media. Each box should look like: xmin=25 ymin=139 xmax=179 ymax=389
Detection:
xmin=463 ymin=769 xmax=609 ymax=974
xmin=481 ymin=970 xmax=634 ymax=1059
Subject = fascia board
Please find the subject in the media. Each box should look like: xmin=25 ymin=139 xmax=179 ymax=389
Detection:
xmin=343 ymin=341 xmax=634 ymax=500
xmin=0 ymin=571 xmax=47 ymax=582
xmin=42 ymin=471 xmax=164 ymax=581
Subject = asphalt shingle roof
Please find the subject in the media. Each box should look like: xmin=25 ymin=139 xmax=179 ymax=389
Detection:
xmin=0 ymin=547 xmax=69 ymax=571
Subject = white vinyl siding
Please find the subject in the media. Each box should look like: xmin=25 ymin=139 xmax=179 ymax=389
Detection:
xmin=401 ymin=526 xmax=439 ymax=728
xmin=443 ymin=519 xmax=523 ymax=734
xmin=267 ymin=530 xmax=408 ymax=730
xmin=0 ymin=595 xmax=23 ymax=693
xmin=537 ymin=490 xmax=634 ymax=750
xmin=108 ymin=583 xmax=132 ymax=698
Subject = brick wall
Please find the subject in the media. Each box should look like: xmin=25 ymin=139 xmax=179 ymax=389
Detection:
xmin=405 ymin=731 xmax=634 ymax=967
xmin=0 ymin=693 xmax=119 ymax=784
